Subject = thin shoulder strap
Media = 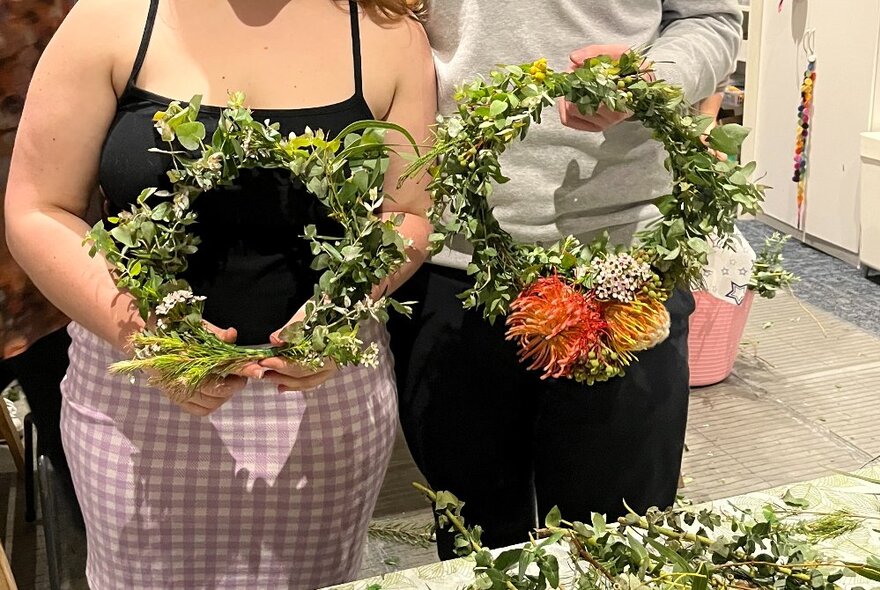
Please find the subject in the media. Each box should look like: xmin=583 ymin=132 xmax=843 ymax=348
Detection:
xmin=125 ymin=0 xmax=161 ymax=92
xmin=348 ymin=0 xmax=364 ymax=96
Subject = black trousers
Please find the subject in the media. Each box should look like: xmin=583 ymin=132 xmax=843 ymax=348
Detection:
xmin=2 ymin=327 xmax=72 ymax=476
xmin=388 ymin=264 xmax=694 ymax=559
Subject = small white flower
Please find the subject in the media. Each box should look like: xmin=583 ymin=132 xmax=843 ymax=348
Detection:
xmin=592 ymin=253 xmax=653 ymax=302
xmin=156 ymin=289 xmax=203 ymax=316
xmin=361 ymin=343 xmax=380 ymax=368
xmin=207 ymin=152 xmax=223 ymax=171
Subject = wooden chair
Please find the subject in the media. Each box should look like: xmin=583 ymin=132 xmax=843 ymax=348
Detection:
xmin=0 ymin=399 xmax=24 ymax=475
xmin=0 ymin=401 xmax=22 ymax=590
xmin=0 ymin=396 xmax=33 ymax=523
xmin=0 ymin=538 xmax=19 ymax=590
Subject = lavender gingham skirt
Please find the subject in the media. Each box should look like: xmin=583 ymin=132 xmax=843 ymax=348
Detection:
xmin=60 ymin=321 xmax=398 ymax=590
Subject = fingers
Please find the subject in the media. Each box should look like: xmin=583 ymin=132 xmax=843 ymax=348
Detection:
xmin=270 ymin=308 xmax=308 ymax=347
xmin=178 ymin=402 xmax=214 ymax=417
xmin=558 ymin=100 xmax=603 ymax=131
xmin=262 ymin=369 xmax=336 ymax=393
xmin=257 ymin=356 xmax=333 ymax=378
xmin=709 ymin=149 xmax=728 ymax=161
xmin=203 ymin=321 xmax=238 ymax=344
xmin=166 ymin=337 xmax=342 ymax=415
xmin=269 ymin=329 xmax=285 ymax=347
xmin=234 ymin=362 xmax=266 ymax=380
xmin=201 ymin=375 xmax=247 ymax=399
xmin=558 ymin=100 xmax=627 ymax=132
xmin=174 ymin=375 xmax=247 ymax=417
xmin=699 ymin=122 xmax=728 ymax=161
xmin=569 ymin=44 xmax=654 ymax=83
xmin=257 ymin=357 xmax=338 ymax=393
xmin=569 ymin=44 xmax=630 ymax=67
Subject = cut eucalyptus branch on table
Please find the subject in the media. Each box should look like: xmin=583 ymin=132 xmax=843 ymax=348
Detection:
xmin=413 ymin=483 xmax=880 ymax=590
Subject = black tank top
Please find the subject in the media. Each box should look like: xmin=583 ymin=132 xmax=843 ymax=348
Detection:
xmin=100 ymin=0 xmax=374 ymax=345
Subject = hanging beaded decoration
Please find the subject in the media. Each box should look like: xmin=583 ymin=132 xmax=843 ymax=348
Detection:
xmin=793 ymin=30 xmax=816 ymax=229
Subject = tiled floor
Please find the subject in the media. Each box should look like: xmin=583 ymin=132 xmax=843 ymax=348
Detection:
xmin=3 ymin=221 xmax=880 ymax=589
xmin=738 ymin=220 xmax=880 ymax=336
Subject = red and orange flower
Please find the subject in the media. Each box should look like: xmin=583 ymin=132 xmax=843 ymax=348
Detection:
xmin=504 ymin=253 xmax=671 ymax=383
xmin=506 ymin=276 xmax=608 ymax=380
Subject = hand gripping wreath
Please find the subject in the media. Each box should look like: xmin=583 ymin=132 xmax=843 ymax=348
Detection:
xmin=403 ymin=50 xmax=766 ymax=384
xmin=87 ymin=92 xmax=418 ymax=402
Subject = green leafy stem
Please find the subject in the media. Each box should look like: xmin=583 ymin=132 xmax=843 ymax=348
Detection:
xmin=749 ymin=233 xmax=799 ymax=299
xmin=414 ymin=483 xmax=880 ymax=590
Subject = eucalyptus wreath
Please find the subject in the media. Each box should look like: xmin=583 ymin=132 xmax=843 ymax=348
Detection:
xmin=87 ymin=92 xmax=417 ymax=402
xmin=403 ymin=50 xmax=766 ymax=384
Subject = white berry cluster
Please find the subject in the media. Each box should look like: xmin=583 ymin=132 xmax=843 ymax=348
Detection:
xmin=591 ymin=253 xmax=653 ymax=303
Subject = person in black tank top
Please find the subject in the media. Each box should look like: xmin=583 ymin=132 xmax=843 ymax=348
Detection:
xmin=6 ymin=0 xmax=435 ymax=587
xmin=101 ymin=1 xmax=375 ymax=345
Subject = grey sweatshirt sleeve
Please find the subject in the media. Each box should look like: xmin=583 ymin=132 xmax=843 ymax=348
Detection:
xmin=648 ymin=1 xmax=743 ymax=104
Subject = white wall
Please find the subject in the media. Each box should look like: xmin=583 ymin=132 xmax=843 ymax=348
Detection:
xmin=748 ymin=0 xmax=880 ymax=253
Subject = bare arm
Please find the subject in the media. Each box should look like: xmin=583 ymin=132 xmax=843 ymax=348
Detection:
xmin=4 ymin=0 xmax=142 ymax=352
xmin=375 ymin=15 xmax=436 ymax=298
xmin=698 ymin=92 xmax=724 ymax=120
xmin=5 ymin=0 xmax=247 ymax=414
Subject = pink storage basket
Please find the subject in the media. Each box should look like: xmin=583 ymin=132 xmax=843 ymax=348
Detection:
xmin=687 ymin=290 xmax=754 ymax=387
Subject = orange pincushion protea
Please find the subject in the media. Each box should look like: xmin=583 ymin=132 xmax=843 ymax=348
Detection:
xmin=603 ymin=296 xmax=671 ymax=354
xmin=505 ymin=276 xmax=607 ymax=379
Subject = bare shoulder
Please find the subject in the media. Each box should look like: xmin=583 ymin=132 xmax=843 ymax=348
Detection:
xmin=57 ymin=0 xmax=147 ymax=36
xmin=49 ymin=0 xmax=153 ymax=93
xmin=359 ymin=11 xmax=433 ymax=64
xmin=357 ymin=8 xmax=435 ymax=118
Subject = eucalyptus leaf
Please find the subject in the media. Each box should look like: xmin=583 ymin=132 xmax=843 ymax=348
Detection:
xmin=708 ymin=123 xmax=749 ymax=155
xmin=537 ymin=554 xmax=560 ymax=588
xmin=176 ymin=121 xmax=206 ymax=150
xmin=493 ymin=549 xmax=523 ymax=573
xmin=545 ymin=506 xmax=562 ymax=528
xmin=644 ymin=536 xmax=692 ymax=573
xmin=490 ymin=100 xmax=508 ymax=117
xmin=110 ymin=226 xmax=136 ymax=248
xmin=782 ymin=490 xmax=810 ymax=509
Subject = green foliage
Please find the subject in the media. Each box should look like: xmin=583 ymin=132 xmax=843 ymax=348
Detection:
xmin=404 ymin=51 xmax=766 ymax=325
xmin=368 ymin=520 xmax=436 ymax=548
xmin=417 ymin=484 xmax=880 ymax=590
xmin=2 ymin=382 xmax=23 ymax=403
xmin=749 ymin=233 xmax=798 ymax=299
xmin=86 ymin=94 xmax=418 ymax=401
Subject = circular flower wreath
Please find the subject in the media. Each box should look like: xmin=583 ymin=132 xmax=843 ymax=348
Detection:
xmin=401 ymin=51 xmax=764 ymax=384
xmin=88 ymin=50 xmax=765 ymax=401
xmin=87 ymin=92 xmax=419 ymax=402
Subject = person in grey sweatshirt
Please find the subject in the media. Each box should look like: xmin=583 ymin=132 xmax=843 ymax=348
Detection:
xmin=388 ymin=0 xmax=742 ymax=558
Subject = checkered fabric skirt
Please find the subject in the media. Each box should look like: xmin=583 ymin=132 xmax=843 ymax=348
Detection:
xmin=60 ymin=321 xmax=398 ymax=589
